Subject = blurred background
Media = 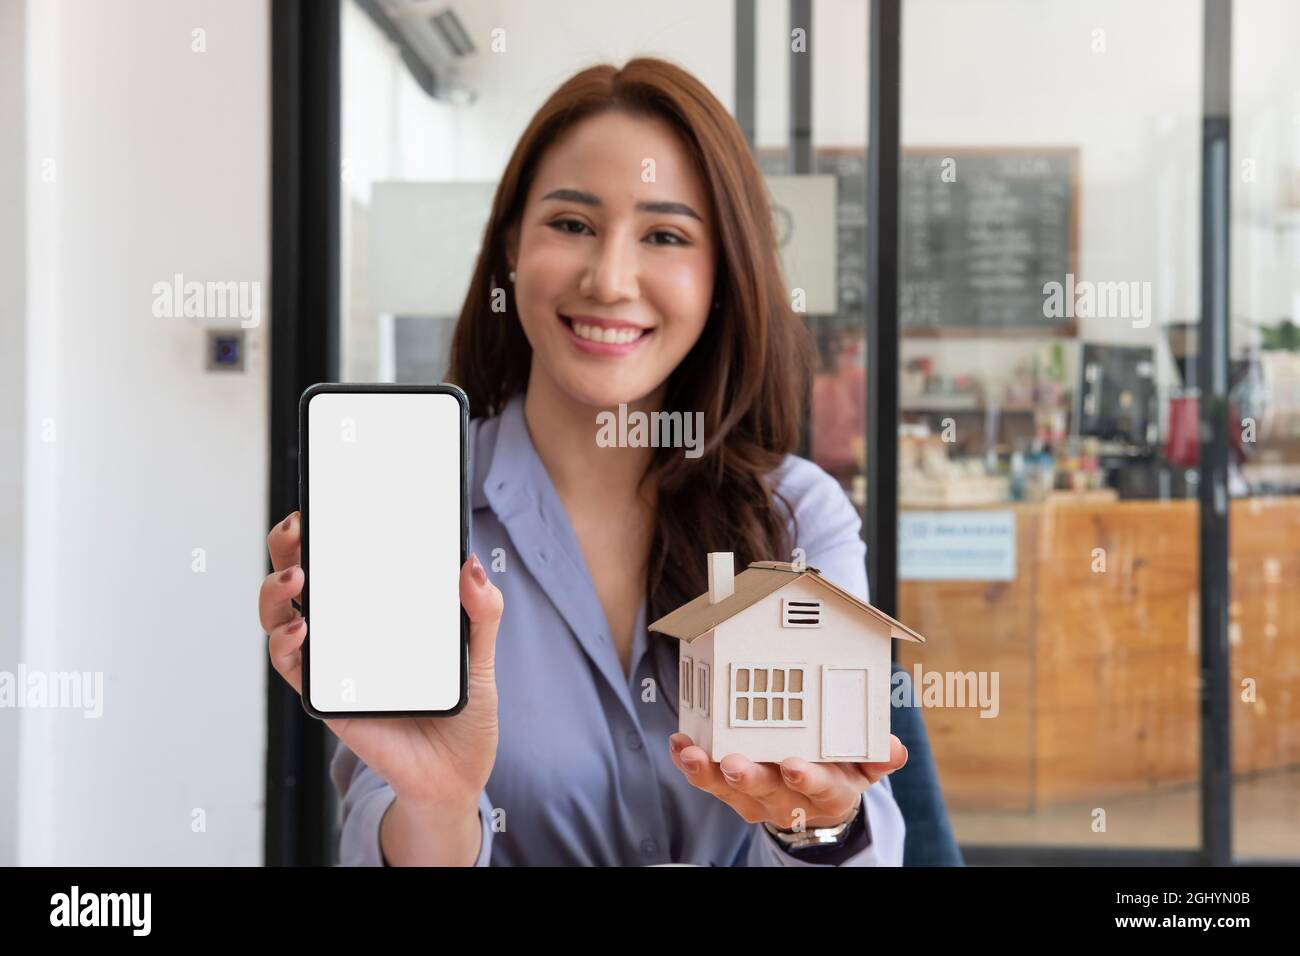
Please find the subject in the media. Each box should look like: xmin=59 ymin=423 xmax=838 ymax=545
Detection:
xmin=1 ymin=0 xmax=1297 ymax=865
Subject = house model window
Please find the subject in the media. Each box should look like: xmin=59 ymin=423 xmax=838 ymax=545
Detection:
xmin=732 ymin=664 xmax=808 ymax=727
xmin=782 ymin=598 xmax=823 ymax=628
xmin=680 ymin=656 xmax=694 ymax=708
xmin=696 ymin=662 xmax=711 ymax=717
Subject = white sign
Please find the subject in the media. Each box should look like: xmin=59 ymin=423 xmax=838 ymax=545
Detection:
xmin=765 ymin=175 xmax=837 ymax=315
xmin=899 ymin=511 xmax=1016 ymax=581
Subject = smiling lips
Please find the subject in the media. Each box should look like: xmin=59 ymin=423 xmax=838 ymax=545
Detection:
xmin=559 ymin=313 xmax=653 ymax=354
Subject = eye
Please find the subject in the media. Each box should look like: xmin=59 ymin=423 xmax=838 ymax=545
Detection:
xmin=548 ymin=218 xmax=593 ymax=236
xmin=646 ymin=230 xmax=689 ymax=247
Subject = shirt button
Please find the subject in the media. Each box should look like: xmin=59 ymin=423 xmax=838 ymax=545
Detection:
xmin=640 ymin=837 xmax=659 ymax=857
xmin=537 ymin=547 xmax=549 ymax=562
xmin=625 ymin=731 xmax=643 ymax=751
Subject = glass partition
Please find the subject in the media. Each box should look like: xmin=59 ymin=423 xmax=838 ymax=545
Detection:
xmin=1229 ymin=0 xmax=1300 ymax=861
xmin=895 ymin=0 xmax=1205 ymax=850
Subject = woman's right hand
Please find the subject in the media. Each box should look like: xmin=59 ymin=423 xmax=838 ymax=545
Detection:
xmin=258 ymin=511 xmax=504 ymax=848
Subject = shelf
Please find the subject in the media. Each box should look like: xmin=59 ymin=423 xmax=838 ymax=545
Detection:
xmin=901 ymin=398 xmax=1038 ymax=413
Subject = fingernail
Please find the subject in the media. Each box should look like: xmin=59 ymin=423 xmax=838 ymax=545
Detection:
xmin=682 ymin=756 xmax=700 ymax=772
xmin=470 ymin=553 xmax=487 ymax=586
xmin=282 ymin=514 xmax=292 ymax=531
xmin=280 ymin=567 xmax=295 ymax=583
xmin=782 ymin=768 xmax=802 ymax=784
xmin=286 ymin=618 xmax=305 ymax=633
xmin=721 ymin=768 xmax=741 ymax=784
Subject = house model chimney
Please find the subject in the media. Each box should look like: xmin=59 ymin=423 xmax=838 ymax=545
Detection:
xmin=707 ymin=552 xmax=734 ymax=605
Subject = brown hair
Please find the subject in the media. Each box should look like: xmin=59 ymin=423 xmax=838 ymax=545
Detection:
xmin=446 ymin=58 xmax=813 ymax=708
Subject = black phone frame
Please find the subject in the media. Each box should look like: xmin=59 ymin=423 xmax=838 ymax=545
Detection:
xmin=297 ymin=382 xmax=470 ymax=719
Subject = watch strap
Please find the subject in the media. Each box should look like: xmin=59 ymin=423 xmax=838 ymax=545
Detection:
xmin=764 ymin=793 xmax=869 ymax=861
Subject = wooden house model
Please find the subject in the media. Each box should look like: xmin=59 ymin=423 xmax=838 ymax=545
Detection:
xmin=648 ymin=553 xmax=925 ymax=763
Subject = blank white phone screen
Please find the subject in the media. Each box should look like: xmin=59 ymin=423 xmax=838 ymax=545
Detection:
xmin=306 ymin=391 xmax=462 ymax=713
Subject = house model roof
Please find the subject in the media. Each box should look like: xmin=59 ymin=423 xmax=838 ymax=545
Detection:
xmin=647 ymin=560 xmax=926 ymax=645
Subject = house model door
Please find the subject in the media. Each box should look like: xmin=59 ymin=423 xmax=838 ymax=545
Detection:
xmin=821 ymin=667 xmax=869 ymax=759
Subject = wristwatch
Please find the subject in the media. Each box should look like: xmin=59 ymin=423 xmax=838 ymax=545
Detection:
xmin=763 ymin=793 xmax=863 ymax=852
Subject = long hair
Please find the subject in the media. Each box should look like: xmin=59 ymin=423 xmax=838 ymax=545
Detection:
xmin=446 ymin=58 xmax=813 ymax=712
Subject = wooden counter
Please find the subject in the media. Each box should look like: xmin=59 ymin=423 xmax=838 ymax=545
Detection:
xmin=896 ymin=496 xmax=1300 ymax=810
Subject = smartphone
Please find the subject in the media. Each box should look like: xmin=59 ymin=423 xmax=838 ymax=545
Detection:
xmin=298 ymin=383 xmax=469 ymax=718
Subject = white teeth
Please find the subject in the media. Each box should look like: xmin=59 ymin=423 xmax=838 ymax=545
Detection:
xmin=571 ymin=321 xmax=644 ymax=345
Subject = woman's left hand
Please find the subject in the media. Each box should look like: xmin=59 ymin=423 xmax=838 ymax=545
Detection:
xmin=668 ymin=732 xmax=908 ymax=829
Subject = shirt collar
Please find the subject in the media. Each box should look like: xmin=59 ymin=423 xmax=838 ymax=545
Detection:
xmin=475 ymin=391 xmax=536 ymax=518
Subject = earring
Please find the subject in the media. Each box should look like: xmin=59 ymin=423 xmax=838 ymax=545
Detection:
xmin=508 ymin=270 xmax=517 ymax=283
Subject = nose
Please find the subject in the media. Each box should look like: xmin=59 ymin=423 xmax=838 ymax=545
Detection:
xmin=579 ymin=231 xmax=639 ymax=304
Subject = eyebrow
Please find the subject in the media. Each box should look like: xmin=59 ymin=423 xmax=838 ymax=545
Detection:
xmin=541 ymin=187 xmax=704 ymax=223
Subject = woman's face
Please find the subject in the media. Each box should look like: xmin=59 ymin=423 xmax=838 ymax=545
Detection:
xmin=507 ymin=109 xmax=717 ymax=409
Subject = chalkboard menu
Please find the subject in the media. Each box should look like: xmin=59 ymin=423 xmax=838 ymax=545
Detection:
xmin=817 ymin=150 xmax=867 ymax=325
xmin=900 ymin=149 xmax=1076 ymax=334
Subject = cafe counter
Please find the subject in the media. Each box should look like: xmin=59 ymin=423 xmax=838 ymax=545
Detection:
xmin=895 ymin=494 xmax=1300 ymax=810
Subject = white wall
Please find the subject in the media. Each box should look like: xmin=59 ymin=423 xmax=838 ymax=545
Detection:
xmin=10 ymin=0 xmax=269 ymax=865
xmin=0 ymin=0 xmax=28 ymax=868
xmin=755 ymin=0 xmax=870 ymax=150
xmin=1233 ymin=0 xmax=1300 ymax=330
xmin=898 ymin=0 xmax=1202 ymax=403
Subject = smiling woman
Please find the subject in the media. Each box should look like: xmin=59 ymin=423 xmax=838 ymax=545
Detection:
xmin=265 ymin=56 xmax=916 ymax=868
xmin=448 ymin=59 xmax=812 ymax=640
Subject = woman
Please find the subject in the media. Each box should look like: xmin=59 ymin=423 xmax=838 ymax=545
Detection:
xmin=259 ymin=57 xmax=909 ymax=866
